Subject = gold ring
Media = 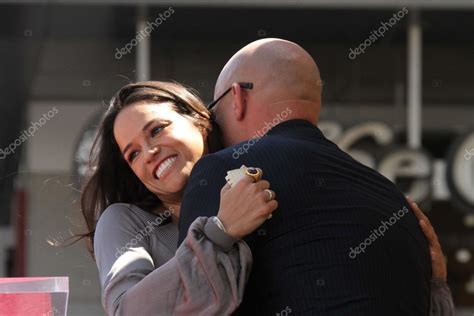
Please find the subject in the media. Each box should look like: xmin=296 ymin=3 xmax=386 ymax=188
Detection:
xmin=264 ymin=189 xmax=274 ymax=201
xmin=264 ymin=189 xmax=274 ymax=220
xmin=245 ymin=167 xmax=263 ymax=182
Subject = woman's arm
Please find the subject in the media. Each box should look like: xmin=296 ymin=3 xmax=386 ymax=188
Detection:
xmin=407 ymin=198 xmax=455 ymax=316
xmin=96 ymin=171 xmax=277 ymax=315
xmin=430 ymin=279 xmax=455 ymax=316
xmin=108 ymin=217 xmax=252 ymax=316
xmin=94 ymin=205 xmax=251 ymax=316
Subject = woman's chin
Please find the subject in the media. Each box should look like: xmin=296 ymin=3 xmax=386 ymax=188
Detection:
xmin=151 ymin=175 xmax=189 ymax=197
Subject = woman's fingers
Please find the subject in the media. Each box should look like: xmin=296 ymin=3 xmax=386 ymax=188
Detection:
xmin=262 ymin=189 xmax=276 ymax=202
xmin=218 ymin=167 xmax=278 ymax=239
xmin=406 ymin=197 xmax=447 ymax=280
xmin=233 ymin=175 xmax=254 ymax=188
xmin=406 ymin=197 xmax=441 ymax=247
xmin=408 ymin=197 xmax=429 ymax=223
xmin=418 ymin=219 xmax=431 ymax=237
xmin=220 ymin=182 xmax=232 ymax=194
xmin=420 ymin=219 xmax=441 ymax=248
xmin=266 ymin=199 xmax=278 ymax=214
xmin=255 ymin=180 xmax=271 ymax=191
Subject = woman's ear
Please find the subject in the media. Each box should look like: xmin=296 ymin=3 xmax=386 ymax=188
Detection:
xmin=231 ymin=83 xmax=246 ymax=121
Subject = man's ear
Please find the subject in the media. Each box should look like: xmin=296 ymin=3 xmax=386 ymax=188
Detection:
xmin=231 ymin=83 xmax=246 ymax=121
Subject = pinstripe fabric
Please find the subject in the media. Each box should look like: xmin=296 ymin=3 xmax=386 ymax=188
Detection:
xmin=178 ymin=119 xmax=431 ymax=316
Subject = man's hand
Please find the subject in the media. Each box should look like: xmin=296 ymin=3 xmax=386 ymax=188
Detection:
xmin=407 ymin=197 xmax=447 ymax=281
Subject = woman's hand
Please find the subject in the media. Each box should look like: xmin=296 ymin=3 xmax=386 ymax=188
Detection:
xmin=407 ymin=197 xmax=447 ymax=281
xmin=217 ymin=175 xmax=278 ymax=240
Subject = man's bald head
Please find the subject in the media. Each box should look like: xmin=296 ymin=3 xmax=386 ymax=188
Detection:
xmin=215 ymin=38 xmax=322 ymax=104
xmin=213 ymin=38 xmax=323 ymax=146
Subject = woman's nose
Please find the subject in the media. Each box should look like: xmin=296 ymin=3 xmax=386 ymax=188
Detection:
xmin=145 ymin=145 xmax=160 ymax=163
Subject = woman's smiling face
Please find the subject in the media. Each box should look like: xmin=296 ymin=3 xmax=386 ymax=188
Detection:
xmin=113 ymin=101 xmax=207 ymax=204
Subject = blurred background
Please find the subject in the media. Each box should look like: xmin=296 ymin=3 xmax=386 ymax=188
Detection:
xmin=0 ymin=0 xmax=473 ymax=315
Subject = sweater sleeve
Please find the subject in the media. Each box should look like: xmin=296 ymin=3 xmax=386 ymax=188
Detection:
xmin=94 ymin=204 xmax=252 ymax=316
xmin=430 ymin=278 xmax=455 ymax=316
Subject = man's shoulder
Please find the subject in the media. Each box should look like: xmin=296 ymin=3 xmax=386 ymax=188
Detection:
xmin=191 ymin=149 xmax=234 ymax=173
xmin=193 ymin=121 xmax=327 ymax=175
xmin=216 ymin=133 xmax=302 ymax=161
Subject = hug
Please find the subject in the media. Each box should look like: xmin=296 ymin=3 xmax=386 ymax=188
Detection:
xmin=78 ymin=39 xmax=454 ymax=315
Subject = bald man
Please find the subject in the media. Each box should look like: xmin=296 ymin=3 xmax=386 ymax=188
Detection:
xmin=178 ymin=39 xmax=431 ymax=315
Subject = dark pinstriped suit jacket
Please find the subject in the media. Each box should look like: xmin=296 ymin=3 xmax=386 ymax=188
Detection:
xmin=178 ymin=119 xmax=431 ymax=315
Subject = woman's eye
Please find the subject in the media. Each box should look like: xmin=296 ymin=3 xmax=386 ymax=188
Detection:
xmin=151 ymin=125 xmax=165 ymax=137
xmin=128 ymin=150 xmax=139 ymax=162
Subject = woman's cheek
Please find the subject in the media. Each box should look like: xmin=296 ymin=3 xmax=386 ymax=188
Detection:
xmin=133 ymin=162 xmax=149 ymax=185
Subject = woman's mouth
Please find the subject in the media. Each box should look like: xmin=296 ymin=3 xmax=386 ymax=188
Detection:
xmin=155 ymin=155 xmax=178 ymax=180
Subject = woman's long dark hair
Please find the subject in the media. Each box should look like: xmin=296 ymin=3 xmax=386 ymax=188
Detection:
xmin=78 ymin=81 xmax=212 ymax=257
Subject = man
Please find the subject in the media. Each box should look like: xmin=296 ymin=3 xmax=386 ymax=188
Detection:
xmin=178 ymin=38 xmax=431 ymax=315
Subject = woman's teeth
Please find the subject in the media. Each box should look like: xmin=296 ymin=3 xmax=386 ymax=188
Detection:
xmin=155 ymin=156 xmax=177 ymax=179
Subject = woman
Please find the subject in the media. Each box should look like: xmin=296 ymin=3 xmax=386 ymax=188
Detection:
xmin=80 ymin=81 xmax=277 ymax=315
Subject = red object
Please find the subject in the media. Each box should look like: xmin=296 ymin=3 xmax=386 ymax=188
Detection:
xmin=0 ymin=292 xmax=53 ymax=315
xmin=0 ymin=277 xmax=55 ymax=315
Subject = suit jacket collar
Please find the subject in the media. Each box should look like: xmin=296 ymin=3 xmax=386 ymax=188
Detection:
xmin=266 ymin=119 xmax=324 ymax=138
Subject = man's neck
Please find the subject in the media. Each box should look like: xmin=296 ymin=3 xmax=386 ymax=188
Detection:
xmin=246 ymin=103 xmax=317 ymax=138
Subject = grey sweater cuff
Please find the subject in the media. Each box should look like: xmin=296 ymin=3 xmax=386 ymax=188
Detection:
xmin=203 ymin=218 xmax=238 ymax=252
xmin=431 ymin=278 xmax=448 ymax=288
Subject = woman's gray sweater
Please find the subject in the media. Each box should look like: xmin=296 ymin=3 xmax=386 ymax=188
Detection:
xmin=94 ymin=203 xmax=251 ymax=316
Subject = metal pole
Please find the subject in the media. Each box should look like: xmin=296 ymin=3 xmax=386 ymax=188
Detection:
xmin=136 ymin=6 xmax=150 ymax=82
xmin=407 ymin=9 xmax=422 ymax=149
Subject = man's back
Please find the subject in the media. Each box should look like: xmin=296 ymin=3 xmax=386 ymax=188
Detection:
xmin=178 ymin=119 xmax=431 ymax=315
